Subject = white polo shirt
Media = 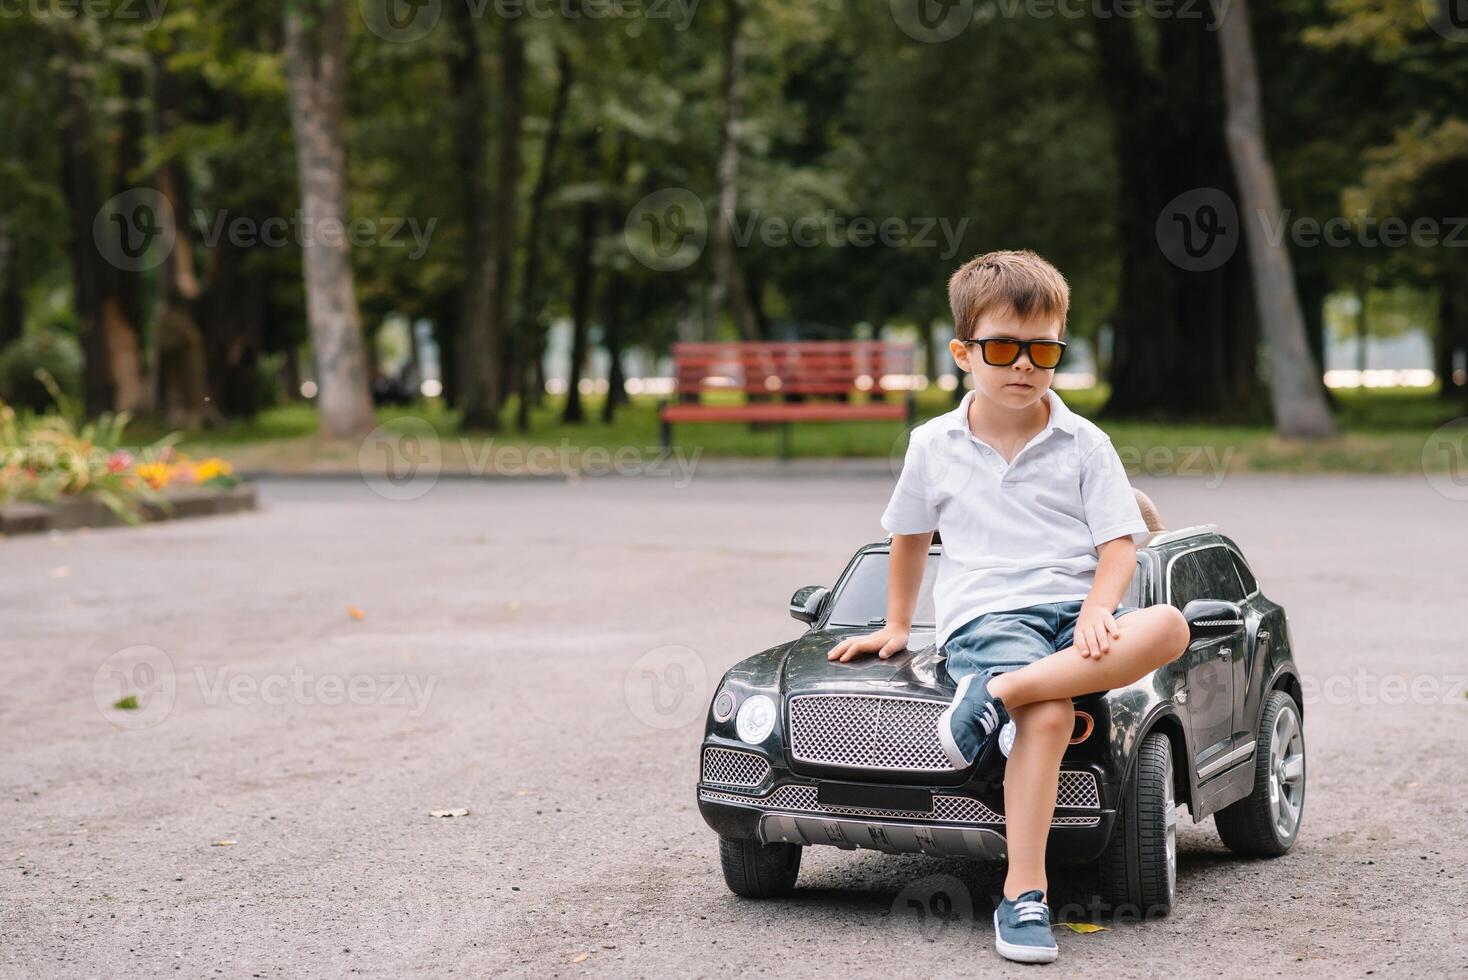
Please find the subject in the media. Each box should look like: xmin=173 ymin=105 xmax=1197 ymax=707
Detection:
xmin=880 ymin=387 xmax=1150 ymax=650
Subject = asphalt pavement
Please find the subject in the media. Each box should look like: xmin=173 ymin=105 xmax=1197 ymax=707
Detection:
xmin=2 ymin=471 xmax=1465 ymax=978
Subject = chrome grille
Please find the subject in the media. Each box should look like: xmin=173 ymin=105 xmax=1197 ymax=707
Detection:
xmin=788 ymin=694 xmax=954 ymax=772
xmin=1056 ymin=770 xmax=1099 ymax=809
xmin=700 ymin=774 xmax=1101 ymax=829
xmin=701 ymin=747 xmax=770 ymax=788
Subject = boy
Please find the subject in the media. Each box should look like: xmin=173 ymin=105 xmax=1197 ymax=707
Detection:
xmin=825 ymin=250 xmax=1190 ymax=965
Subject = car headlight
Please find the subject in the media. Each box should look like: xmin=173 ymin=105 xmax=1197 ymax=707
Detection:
xmin=735 ymin=694 xmax=776 ymax=744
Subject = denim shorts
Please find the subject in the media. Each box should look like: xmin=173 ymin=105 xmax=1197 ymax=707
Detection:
xmin=940 ymin=600 xmax=1142 ymax=685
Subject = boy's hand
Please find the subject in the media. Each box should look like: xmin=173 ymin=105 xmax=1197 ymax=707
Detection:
xmin=827 ymin=626 xmax=911 ymax=663
xmin=1074 ymin=603 xmax=1122 ymax=659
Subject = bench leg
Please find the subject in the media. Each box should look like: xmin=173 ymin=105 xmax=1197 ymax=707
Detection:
xmin=660 ymin=416 xmax=672 ymax=452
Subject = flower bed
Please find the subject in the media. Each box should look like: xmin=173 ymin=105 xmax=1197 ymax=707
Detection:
xmin=1 ymin=384 xmax=254 ymax=535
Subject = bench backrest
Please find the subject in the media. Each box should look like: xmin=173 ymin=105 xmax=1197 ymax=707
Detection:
xmin=670 ymin=341 xmax=915 ymax=399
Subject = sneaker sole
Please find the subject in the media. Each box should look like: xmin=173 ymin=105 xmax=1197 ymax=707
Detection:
xmin=993 ymin=909 xmax=1059 ymax=964
xmin=936 ymin=673 xmax=978 ymax=770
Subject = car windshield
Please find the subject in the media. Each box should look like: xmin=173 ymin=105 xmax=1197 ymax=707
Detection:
xmin=823 ymin=550 xmax=1147 ymax=629
xmin=825 ymin=552 xmax=940 ymax=628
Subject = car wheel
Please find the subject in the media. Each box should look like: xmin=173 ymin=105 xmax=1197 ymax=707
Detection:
xmin=718 ymin=835 xmax=802 ymax=898
xmin=1097 ymin=730 xmax=1176 ymax=918
xmin=1214 ymin=690 xmax=1305 ymax=857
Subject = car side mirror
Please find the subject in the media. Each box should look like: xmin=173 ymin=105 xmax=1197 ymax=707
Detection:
xmin=789 ymin=585 xmax=829 ymax=625
xmin=1182 ymin=599 xmax=1244 ymax=643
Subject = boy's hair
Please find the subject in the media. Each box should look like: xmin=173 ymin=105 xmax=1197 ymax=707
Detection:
xmin=948 ymin=249 xmax=1070 ymax=340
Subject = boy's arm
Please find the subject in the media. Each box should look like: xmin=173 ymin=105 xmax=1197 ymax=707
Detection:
xmin=827 ymin=530 xmax=931 ymax=663
xmin=1074 ymin=536 xmax=1138 ymax=659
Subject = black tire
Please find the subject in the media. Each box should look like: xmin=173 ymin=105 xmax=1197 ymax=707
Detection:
xmin=718 ymin=835 xmax=802 ymax=898
xmin=1097 ymin=730 xmax=1176 ymax=918
xmin=1215 ymin=690 xmax=1306 ymax=857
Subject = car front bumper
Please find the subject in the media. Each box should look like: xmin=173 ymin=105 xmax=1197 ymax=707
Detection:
xmin=696 ymin=774 xmax=1119 ymax=863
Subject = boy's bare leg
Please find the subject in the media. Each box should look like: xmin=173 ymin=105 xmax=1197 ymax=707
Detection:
xmin=1001 ymin=698 xmax=1074 ymax=901
xmin=988 ymin=606 xmax=1190 ymax=710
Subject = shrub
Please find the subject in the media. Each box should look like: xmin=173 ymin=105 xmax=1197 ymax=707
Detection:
xmin=0 ymin=331 xmax=83 ymax=412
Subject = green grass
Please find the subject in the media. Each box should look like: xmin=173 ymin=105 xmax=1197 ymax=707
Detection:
xmin=129 ymin=385 xmax=1467 ymax=476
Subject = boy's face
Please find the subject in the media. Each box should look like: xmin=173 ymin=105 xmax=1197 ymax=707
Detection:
xmin=948 ymin=311 xmax=1064 ymax=412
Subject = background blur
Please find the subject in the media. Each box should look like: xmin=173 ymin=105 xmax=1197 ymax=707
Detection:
xmin=3 ymin=0 xmax=1468 ymax=485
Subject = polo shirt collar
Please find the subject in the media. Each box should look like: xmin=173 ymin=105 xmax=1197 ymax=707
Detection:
xmin=942 ymin=386 xmax=1079 ymax=439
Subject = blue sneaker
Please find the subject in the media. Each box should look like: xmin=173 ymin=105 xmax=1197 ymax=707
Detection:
xmin=936 ymin=672 xmax=1009 ymax=769
xmin=994 ymin=889 xmax=1058 ymax=964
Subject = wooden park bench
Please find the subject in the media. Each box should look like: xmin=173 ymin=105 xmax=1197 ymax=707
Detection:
xmin=659 ymin=341 xmax=917 ymax=458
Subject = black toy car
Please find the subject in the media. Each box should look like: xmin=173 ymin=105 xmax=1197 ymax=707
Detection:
xmin=696 ymin=495 xmax=1306 ymax=916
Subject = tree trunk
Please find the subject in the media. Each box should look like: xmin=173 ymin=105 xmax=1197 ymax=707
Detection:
xmin=708 ymin=0 xmax=760 ymax=342
xmin=1216 ymin=0 xmax=1334 ymax=438
xmin=562 ymin=179 xmax=600 ymax=425
xmin=445 ymin=0 xmax=485 ymax=415
xmin=1436 ymin=276 xmax=1468 ymax=402
xmin=284 ymin=0 xmax=375 ymax=439
xmin=58 ymin=45 xmax=112 ymax=417
xmin=513 ymin=46 xmax=573 ymax=432
xmin=1093 ymin=2 xmax=1266 ymax=423
xmin=602 ymin=140 xmax=632 ymax=424
xmin=1355 ymin=281 xmax=1368 ymax=384
xmin=0 ymin=219 xmax=22 ymax=350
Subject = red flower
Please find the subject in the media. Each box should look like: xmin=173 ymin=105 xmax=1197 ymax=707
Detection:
xmin=107 ymin=451 xmax=134 ymax=474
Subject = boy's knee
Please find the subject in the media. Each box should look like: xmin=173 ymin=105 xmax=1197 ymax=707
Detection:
xmin=1019 ymin=698 xmax=1074 ymax=739
xmin=1156 ymin=605 xmax=1190 ymax=660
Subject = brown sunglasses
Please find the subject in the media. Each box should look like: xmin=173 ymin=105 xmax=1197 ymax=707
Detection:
xmin=961 ymin=336 xmax=1067 ymax=370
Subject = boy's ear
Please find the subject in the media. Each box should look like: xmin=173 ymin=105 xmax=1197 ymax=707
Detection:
xmin=948 ymin=338 xmax=970 ymax=370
